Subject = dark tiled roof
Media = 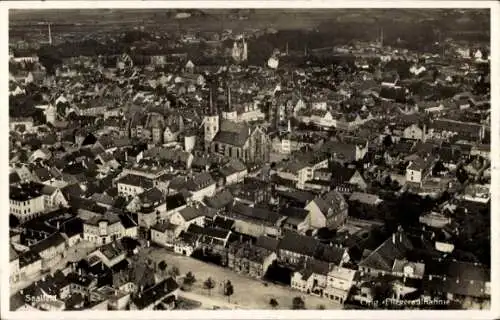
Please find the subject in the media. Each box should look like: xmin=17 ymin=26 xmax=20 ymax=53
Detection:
xmin=34 ymin=167 xmax=54 ymax=181
xmin=231 ymin=202 xmax=283 ymax=225
xmin=86 ymin=212 xmax=122 ymax=226
xmin=205 ymin=189 xmax=233 ymax=209
xmin=131 ymin=277 xmax=179 ymax=310
xmin=330 ymin=163 xmax=358 ymax=186
xmin=165 ymin=193 xmax=187 ymax=211
xmin=10 ymin=292 xmax=25 ymax=310
xmin=276 ymin=190 xmax=315 ymax=205
xmin=212 ymin=216 xmax=235 ymax=230
xmin=314 ymin=244 xmax=345 ymax=265
xmin=186 ymin=172 xmax=215 ymax=191
xmin=152 ymin=221 xmax=178 ymax=233
xmin=139 ymin=188 xmax=165 ymax=205
xmin=117 ymin=174 xmax=154 ymax=189
xmin=10 ymin=172 xmax=21 ymax=184
xmin=10 ymin=182 xmax=44 ymax=201
xmin=299 ymin=260 xmax=331 ymax=279
xmin=186 ymin=224 xmax=230 ymax=240
xmin=358 ymin=231 xmax=414 ymax=272
xmin=310 ymin=190 xmax=346 ymax=216
xmin=61 ymin=217 xmax=84 ymax=238
xmin=430 ymin=119 xmax=482 ymax=137
xmin=10 ymin=245 xmax=19 ymax=262
xmin=319 ymin=141 xmax=357 ymax=162
xmin=425 ymin=259 xmax=490 ymax=282
xmin=30 ymin=232 xmax=66 ymax=254
xmin=279 ymin=231 xmax=318 ymax=257
xmin=98 ymin=241 xmax=126 ymax=260
xmin=255 ymin=235 xmax=280 ymax=252
xmin=278 ymin=206 xmax=309 ymax=220
xmin=423 ymin=276 xmax=488 ymax=298
xmin=19 ymin=250 xmax=42 ymax=268
xmin=118 ymin=214 xmax=137 ymax=229
xmin=91 ymin=193 xmax=115 ymax=206
xmin=61 ymin=183 xmax=84 ymax=201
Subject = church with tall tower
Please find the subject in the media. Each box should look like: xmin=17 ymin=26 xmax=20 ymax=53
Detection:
xmin=221 ymin=86 xmax=237 ymax=121
xmin=203 ymin=87 xmax=270 ymax=164
xmin=231 ymin=36 xmax=248 ymax=63
xmin=203 ymin=89 xmax=220 ymax=152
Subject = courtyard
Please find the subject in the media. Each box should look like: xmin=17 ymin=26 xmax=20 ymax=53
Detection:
xmin=138 ymin=246 xmax=342 ymax=310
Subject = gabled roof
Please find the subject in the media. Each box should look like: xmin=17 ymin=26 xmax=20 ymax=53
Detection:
xmin=349 ymin=192 xmax=382 ymax=205
xmin=279 ymin=231 xmax=318 ymax=257
xmin=61 ymin=217 xmax=84 ymax=238
xmin=205 ymin=189 xmax=233 ymax=209
xmin=139 ymin=188 xmax=165 ymax=205
xmin=165 ymin=193 xmax=187 ymax=211
xmin=359 ymin=231 xmax=414 ymax=272
xmin=30 ymin=232 xmax=66 ymax=254
xmin=152 ymin=221 xmax=178 ymax=233
xmin=10 ymin=172 xmax=21 ymax=184
xmin=91 ymin=193 xmax=115 ymax=206
xmin=231 ymin=202 xmax=283 ymax=225
xmin=212 ymin=216 xmax=235 ymax=230
xmin=131 ymin=277 xmax=179 ymax=310
xmin=309 ymin=190 xmax=346 ymax=216
xmin=117 ymin=174 xmax=154 ymax=189
xmin=255 ymin=235 xmax=280 ymax=252
xmin=178 ymin=205 xmax=214 ymax=221
xmin=186 ymin=172 xmax=215 ymax=191
xmin=329 ymin=163 xmax=358 ymax=186
xmin=319 ymin=141 xmax=357 ymax=162
xmin=10 ymin=245 xmax=19 ymax=262
xmin=186 ymin=223 xmax=230 ymax=239
xmin=298 ymin=260 xmax=331 ymax=280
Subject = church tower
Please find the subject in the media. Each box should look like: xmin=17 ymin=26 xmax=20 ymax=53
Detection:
xmin=231 ymin=36 xmax=248 ymax=63
xmin=241 ymin=36 xmax=248 ymax=61
xmin=222 ymin=86 xmax=237 ymax=121
xmin=204 ymin=89 xmax=219 ymax=151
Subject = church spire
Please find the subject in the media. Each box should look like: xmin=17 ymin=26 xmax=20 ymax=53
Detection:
xmin=209 ymin=88 xmax=214 ymax=115
xmin=48 ymin=23 xmax=52 ymax=45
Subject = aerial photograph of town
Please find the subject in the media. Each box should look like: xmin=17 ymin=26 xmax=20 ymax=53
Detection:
xmin=8 ymin=7 xmax=491 ymax=312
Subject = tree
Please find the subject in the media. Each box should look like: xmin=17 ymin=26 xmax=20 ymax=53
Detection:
xmin=204 ymin=277 xmax=215 ymax=296
xmin=168 ymin=266 xmax=180 ymax=279
xmin=456 ymin=167 xmax=469 ymax=184
xmin=384 ymin=175 xmax=393 ymax=187
xmin=373 ymin=281 xmax=394 ymax=302
xmin=9 ymin=214 xmax=20 ymax=228
xmin=432 ymin=160 xmax=446 ymax=176
xmin=224 ymin=280 xmax=234 ymax=303
xmin=37 ymin=46 xmax=62 ymax=75
xmin=121 ymin=236 xmax=140 ymax=254
xmin=183 ymin=271 xmax=196 ymax=286
xmin=158 ymin=260 xmax=168 ymax=274
xmin=382 ymin=135 xmax=393 ymax=148
xmin=292 ymin=296 xmax=305 ymax=310
xmin=269 ymin=298 xmax=279 ymax=309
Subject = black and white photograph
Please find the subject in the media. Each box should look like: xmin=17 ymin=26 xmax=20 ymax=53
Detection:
xmin=4 ymin=1 xmax=497 ymax=317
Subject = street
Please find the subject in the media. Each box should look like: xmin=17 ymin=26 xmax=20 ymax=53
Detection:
xmin=139 ymin=246 xmax=342 ymax=310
